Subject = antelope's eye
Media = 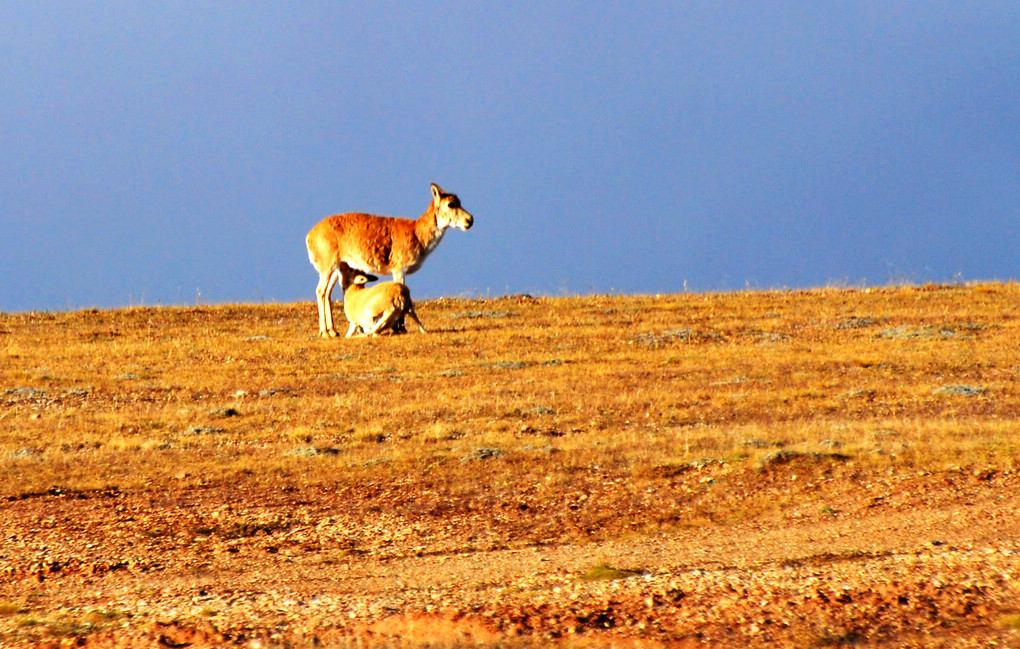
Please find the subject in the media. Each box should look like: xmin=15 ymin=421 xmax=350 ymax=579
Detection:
xmin=447 ymin=199 xmax=460 ymax=209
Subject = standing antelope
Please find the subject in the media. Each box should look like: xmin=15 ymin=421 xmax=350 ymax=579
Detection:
xmin=342 ymin=271 xmax=426 ymax=338
xmin=305 ymin=183 xmax=474 ymax=337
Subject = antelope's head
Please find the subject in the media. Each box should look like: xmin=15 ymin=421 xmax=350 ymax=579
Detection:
xmin=340 ymin=267 xmax=379 ymax=292
xmin=431 ymin=183 xmax=474 ymax=231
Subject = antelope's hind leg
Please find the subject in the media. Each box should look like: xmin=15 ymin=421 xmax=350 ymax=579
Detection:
xmin=405 ymin=305 xmax=426 ymax=334
xmin=315 ymin=270 xmax=340 ymax=337
xmin=324 ymin=270 xmax=343 ymax=336
xmin=364 ymin=307 xmax=400 ymax=337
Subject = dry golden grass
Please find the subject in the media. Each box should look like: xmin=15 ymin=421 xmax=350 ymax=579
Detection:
xmin=2 ymin=283 xmax=1020 ymax=647
xmin=3 ymin=284 xmax=1019 ymax=503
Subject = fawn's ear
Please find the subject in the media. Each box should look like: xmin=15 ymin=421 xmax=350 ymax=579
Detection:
xmin=431 ymin=183 xmax=444 ymax=204
xmin=354 ymin=275 xmax=370 ymax=286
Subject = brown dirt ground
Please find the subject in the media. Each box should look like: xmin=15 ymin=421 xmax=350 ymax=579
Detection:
xmin=2 ymin=460 xmax=1019 ymax=647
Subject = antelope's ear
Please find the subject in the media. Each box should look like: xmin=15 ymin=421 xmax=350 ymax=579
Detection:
xmin=354 ymin=275 xmax=370 ymax=286
xmin=431 ymin=183 xmax=443 ymax=203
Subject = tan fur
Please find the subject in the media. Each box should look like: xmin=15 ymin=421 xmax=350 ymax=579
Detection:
xmin=306 ymin=183 xmax=473 ymax=337
xmin=342 ymin=274 xmax=426 ymax=338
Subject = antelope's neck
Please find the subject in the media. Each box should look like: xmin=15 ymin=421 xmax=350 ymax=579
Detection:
xmin=415 ymin=206 xmax=447 ymax=253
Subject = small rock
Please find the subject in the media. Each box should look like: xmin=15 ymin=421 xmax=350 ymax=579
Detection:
xmin=490 ymin=361 xmax=527 ymax=370
xmin=189 ymin=426 xmax=226 ymax=435
xmin=6 ymin=387 xmax=47 ymax=397
xmin=283 ymin=446 xmax=321 ymax=457
xmin=932 ymin=385 xmax=986 ymax=397
xmin=448 ymin=311 xmax=517 ymax=319
xmin=760 ymin=450 xmax=799 ymax=467
xmin=461 ymin=447 xmax=506 ymax=463
xmin=835 ymin=316 xmax=877 ymax=329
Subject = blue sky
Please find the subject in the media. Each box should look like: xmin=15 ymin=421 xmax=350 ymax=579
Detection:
xmin=2 ymin=3 xmax=1018 ymax=312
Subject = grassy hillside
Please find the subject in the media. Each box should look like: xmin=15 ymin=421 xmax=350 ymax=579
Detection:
xmin=4 ymin=283 xmax=1018 ymax=496
xmin=2 ymin=283 xmax=1019 ymax=646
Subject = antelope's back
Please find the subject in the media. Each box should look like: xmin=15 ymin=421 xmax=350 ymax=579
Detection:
xmin=307 ymin=212 xmax=408 ymax=272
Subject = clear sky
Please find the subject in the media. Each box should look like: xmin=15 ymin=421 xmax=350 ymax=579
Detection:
xmin=2 ymin=3 xmax=1018 ymax=312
